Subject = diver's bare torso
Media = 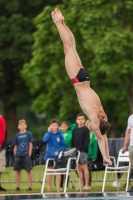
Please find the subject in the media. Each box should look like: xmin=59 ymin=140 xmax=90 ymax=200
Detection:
xmin=74 ymin=81 xmax=106 ymax=121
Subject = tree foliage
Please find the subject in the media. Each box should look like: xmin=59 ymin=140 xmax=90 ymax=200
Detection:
xmin=22 ymin=0 xmax=133 ymax=136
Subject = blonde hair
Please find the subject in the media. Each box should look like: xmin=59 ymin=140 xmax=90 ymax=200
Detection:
xmin=18 ymin=119 xmax=27 ymax=125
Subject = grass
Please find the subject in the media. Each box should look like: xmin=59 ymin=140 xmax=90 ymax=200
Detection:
xmin=0 ymin=165 xmax=130 ymax=194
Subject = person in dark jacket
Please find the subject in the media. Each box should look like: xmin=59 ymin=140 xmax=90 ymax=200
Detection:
xmin=71 ymin=113 xmax=90 ymax=190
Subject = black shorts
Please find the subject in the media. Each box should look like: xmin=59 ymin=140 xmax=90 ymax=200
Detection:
xmin=47 ymin=160 xmax=54 ymax=167
xmin=71 ymin=68 xmax=90 ymax=84
xmin=14 ymin=155 xmax=32 ymax=171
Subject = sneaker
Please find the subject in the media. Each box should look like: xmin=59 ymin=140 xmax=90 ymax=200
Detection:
xmin=0 ymin=186 xmax=6 ymax=191
xmin=26 ymin=187 xmax=32 ymax=191
xmin=112 ymin=180 xmax=120 ymax=187
xmin=16 ymin=187 xmax=20 ymax=191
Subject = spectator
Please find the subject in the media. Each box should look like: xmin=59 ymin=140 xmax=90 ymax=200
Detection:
xmin=122 ymin=114 xmax=133 ymax=191
xmin=42 ymin=119 xmax=66 ymax=191
xmin=13 ymin=119 xmax=34 ymax=191
xmin=71 ymin=113 xmax=90 ymax=190
xmin=0 ymin=113 xmax=6 ymax=191
xmin=59 ymin=121 xmax=77 ymax=190
xmin=59 ymin=121 xmax=77 ymax=148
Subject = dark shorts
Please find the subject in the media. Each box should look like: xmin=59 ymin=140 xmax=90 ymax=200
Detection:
xmin=78 ymin=152 xmax=88 ymax=164
xmin=47 ymin=160 xmax=54 ymax=167
xmin=71 ymin=68 xmax=90 ymax=84
xmin=14 ymin=155 xmax=32 ymax=171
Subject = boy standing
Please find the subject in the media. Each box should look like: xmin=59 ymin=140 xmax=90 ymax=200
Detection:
xmin=42 ymin=119 xmax=66 ymax=191
xmin=71 ymin=113 xmax=90 ymax=190
xmin=13 ymin=119 xmax=34 ymax=191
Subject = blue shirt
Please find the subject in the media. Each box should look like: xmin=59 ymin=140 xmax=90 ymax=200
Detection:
xmin=13 ymin=131 xmax=34 ymax=157
xmin=42 ymin=130 xmax=66 ymax=160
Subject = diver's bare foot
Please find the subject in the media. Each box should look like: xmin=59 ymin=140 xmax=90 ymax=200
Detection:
xmin=51 ymin=11 xmax=59 ymax=22
xmin=54 ymin=8 xmax=64 ymax=21
xmin=51 ymin=8 xmax=64 ymax=22
xmin=51 ymin=11 xmax=63 ymax=23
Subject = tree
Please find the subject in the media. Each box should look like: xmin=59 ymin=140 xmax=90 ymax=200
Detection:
xmin=0 ymin=0 xmax=62 ymax=140
xmin=22 ymin=0 xmax=133 ymax=136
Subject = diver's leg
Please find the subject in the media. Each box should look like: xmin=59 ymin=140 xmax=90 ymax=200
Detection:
xmin=51 ymin=9 xmax=83 ymax=79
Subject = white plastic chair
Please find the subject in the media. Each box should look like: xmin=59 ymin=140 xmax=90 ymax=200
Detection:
xmin=41 ymin=150 xmax=80 ymax=193
xmin=102 ymin=149 xmax=131 ymax=192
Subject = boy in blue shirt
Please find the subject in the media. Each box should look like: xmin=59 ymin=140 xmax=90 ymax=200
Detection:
xmin=13 ymin=119 xmax=34 ymax=191
xmin=42 ymin=119 xmax=66 ymax=191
